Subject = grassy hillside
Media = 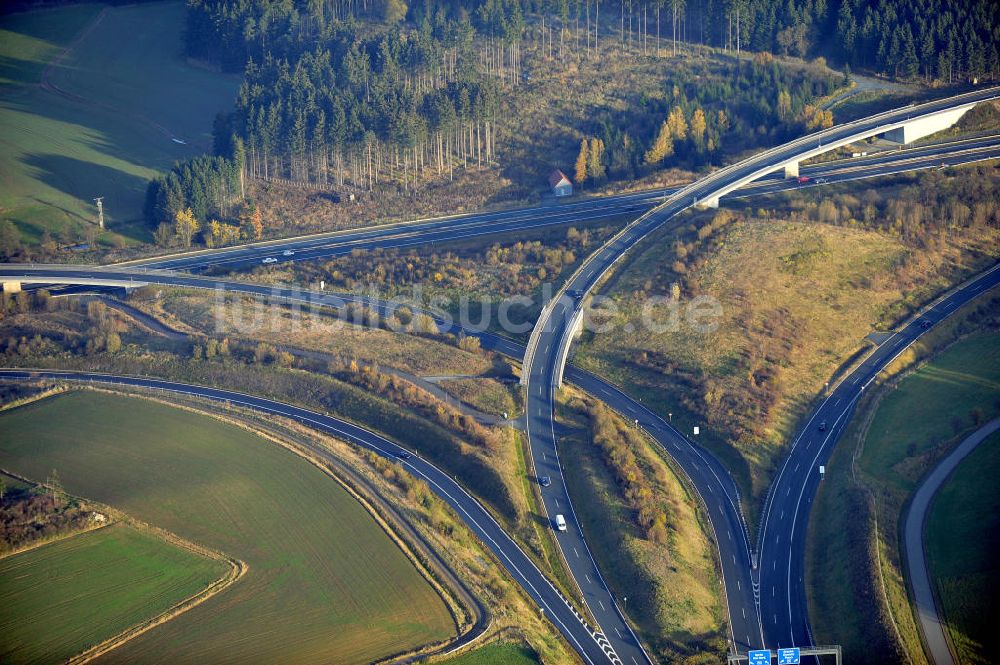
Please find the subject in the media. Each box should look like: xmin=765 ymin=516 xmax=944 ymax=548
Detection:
xmin=0 ymin=391 xmax=455 ymax=664
xmin=574 ymin=168 xmax=1000 ymax=510
xmin=0 ymin=523 xmax=227 ymax=665
xmin=926 ymin=430 xmax=1000 ymax=665
xmin=0 ymin=2 xmax=238 ymax=248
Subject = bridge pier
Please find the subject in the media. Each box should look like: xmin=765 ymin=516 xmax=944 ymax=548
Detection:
xmin=2 ymin=281 xmax=22 ymax=293
xmin=884 ymin=106 xmax=971 ymax=144
xmin=783 ymin=161 xmax=800 ymax=178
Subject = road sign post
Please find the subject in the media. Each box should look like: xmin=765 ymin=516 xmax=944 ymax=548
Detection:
xmin=778 ymin=647 xmax=801 ymax=664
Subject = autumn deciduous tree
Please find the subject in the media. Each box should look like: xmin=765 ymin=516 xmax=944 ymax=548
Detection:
xmin=690 ymin=108 xmax=707 ymax=149
xmin=777 ymin=90 xmax=792 ymax=119
xmin=667 ymin=106 xmax=688 ymax=141
xmin=173 ymin=208 xmax=200 ymax=247
xmin=587 ymin=138 xmax=606 ymax=181
xmin=250 ymin=207 xmax=263 ymax=240
xmin=644 ymin=120 xmax=674 ymax=165
xmin=574 ymin=139 xmax=589 ymax=185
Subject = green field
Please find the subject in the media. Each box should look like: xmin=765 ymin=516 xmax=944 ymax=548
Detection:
xmin=858 ymin=333 xmax=1000 ymax=492
xmin=0 ymin=523 xmax=227 ymax=664
xmin=0 ymin=2 xmax=239 ymax=246
xmin=808 ymin=331 xmax=1000 ymax=664
xmin=0 ymin=391 xmax=455 ymax=664
xmin=925 ymin=430 xmax=1000 ymax=665
xmin=442 ymin=642 xmax=539 ymax=665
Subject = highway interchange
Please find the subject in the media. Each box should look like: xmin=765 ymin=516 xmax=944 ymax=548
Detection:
xmin=2 ymin=87 xmax=999 ymax=664
xmin=520 ymin=86 xmax=1000 ymax=662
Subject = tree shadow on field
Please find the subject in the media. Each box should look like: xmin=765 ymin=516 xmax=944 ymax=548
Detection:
xmin=22 ymin=152 xmax=150 ymax=236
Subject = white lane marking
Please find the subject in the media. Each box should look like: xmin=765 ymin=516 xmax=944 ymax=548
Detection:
xmin=742 ymin=607 xmax=746 ymax=619
xmin=737 ymin=580 xmax=741 ymax=591
xmin=794 ymin=463 xmax=800 ymax=472
xmin=598 ymin=600 xmax=606 ymax=612
xmin=586 ymin=574 xmax=593 ymax=584
xmin=772 ymin=586 xmax=776 ymax=597
xmin=574 ymin=547 xmax=580 ymax=559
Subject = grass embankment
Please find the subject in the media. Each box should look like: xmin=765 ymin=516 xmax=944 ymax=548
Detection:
xmin=925 ymin=430 xmax=1000 ymax=665
xmin=807 ymin=296 xmax=1000 ymax=665
xmin=440 ymin=641 xmax=539 ymax=665
xmin=0 ymin=1 xmax=238 ymax=247
xmin=0 ymin=391 xmax=456 ymax=664
xmin=0 ymin=522 xmax=227 ymax=665
xmin=438 ymin=378 xmax=521 ymax=417
xmin=555 ymin=389 xmax=725 ymax=662
xmin=574 ymin=166 xmax=1000 ymax=516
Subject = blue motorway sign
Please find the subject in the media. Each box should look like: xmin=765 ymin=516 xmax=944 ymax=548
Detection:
xmin=777 ymin=647 xmax=801 ymax=664
xmin=748 ymin=650 xmax=771 ymax=665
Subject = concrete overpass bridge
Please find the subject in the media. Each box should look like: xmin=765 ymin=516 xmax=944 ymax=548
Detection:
xmin=522 ymin=85 xmax=1000 ymax=389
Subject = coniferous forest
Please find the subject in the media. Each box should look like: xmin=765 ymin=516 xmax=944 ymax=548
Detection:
xmin=143 ymin=0 xmax=998 ymax=236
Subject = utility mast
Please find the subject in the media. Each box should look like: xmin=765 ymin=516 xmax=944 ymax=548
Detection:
xmin=93 ymin=197 xmax=104 ymax=229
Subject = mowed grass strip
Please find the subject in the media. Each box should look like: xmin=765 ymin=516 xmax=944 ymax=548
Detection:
xmin=925 ymin=430 xmax=1000 ymax=665
xmin=441 ymin=642 xmax=539 ymax=665
xmin=0 ymin=391 xmax=455 ymax=664
xmin=0 ymin=1 xmax=238 ymax=244
xmin=0 ymin=522 xmax=227 ymax=665
xmin=859 ymin=333 xmax=1000 ymax=491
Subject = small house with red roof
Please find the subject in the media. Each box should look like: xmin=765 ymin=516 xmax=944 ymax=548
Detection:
xmin=549 ymin=169 xmax=573 ymax=197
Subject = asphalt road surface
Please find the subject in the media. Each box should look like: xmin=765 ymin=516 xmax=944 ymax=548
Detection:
xmin=903 ymin=418 xmax=1000 ymax=665
xmin=757 ymin=265 xmax=1000 ymax=657
xmin=117 ymin=136 xmax=1000 ymax=273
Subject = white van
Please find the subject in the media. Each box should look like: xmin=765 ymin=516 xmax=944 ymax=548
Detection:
xmin=555 ymin=514 xmax=567 ymax=532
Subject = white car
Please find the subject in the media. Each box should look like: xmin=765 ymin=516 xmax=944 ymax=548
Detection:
xmin=282 ymin=249 xmax=295 ymax=256
xmin=261 ymin=257 xmax=278 ymax=264
xmin=555 ymin=514 xmax=567 ymax=532
xmin=815 ymin=177 xmax=828 ymax=184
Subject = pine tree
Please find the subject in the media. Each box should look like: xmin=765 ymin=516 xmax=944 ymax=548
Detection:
xmin=644 ymin=120 xmax=674 ymax=165
xmin=574 ymin=139 xmax=589 ymax=185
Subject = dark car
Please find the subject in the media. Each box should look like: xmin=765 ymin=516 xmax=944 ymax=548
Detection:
xmin=818 ymin=421 xmax=827 ymax=432
xmin=921 ymin=319 xmax=932 ymax=329
xmin=539 ymin=476 xmax=552 ymax=487
xmin=397 ymin=451 xmax=412 ymax=461
xmin=567 ymin=290 xmax=584 ymax=300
